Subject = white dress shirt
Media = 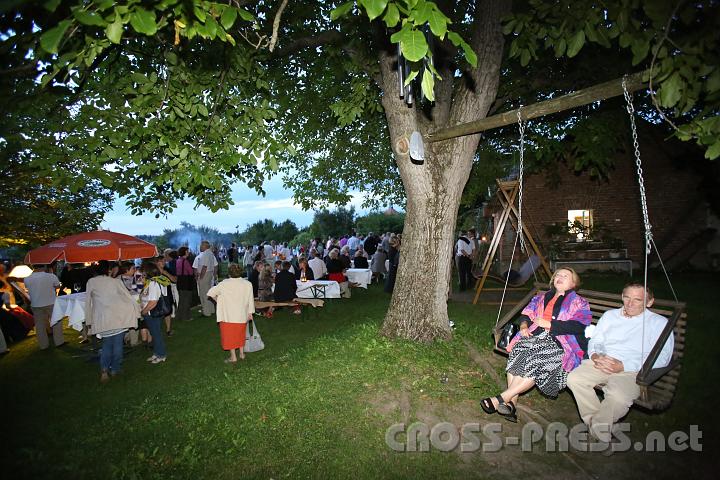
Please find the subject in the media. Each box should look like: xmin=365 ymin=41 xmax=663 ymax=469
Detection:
xmin=308 ymin=257 xmax=327 ymax=280
xmin=588 ymin=307 xmax=674 ymax=372
xmin=24 ymin=271 xmax=60 ymax=308
xmin=192 ymin=249 xmax=218 ymax=272
xmin=347 ymin=236 xmax=360 ymax=250
xmin=455 ymin=237 xmax=474 ymax=258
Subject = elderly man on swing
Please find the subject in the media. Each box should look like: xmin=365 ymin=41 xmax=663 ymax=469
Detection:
xmin=567 ymin=283 xmax=674 ymax=446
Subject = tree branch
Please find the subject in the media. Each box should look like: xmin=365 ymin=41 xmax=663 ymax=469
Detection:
xmin=0 ymin=60 xmax=39 ymax=77
xmin=268 ymin=0 xmax=289 ymax=52
xmin=271 ymin=30 xmax=344 ymax=58
xmin=204 ymin=68 xmax=228 ymax=142
xmin=648 ymin=0 xmax=684 ymax=133
xmin=448 ymin=0 xmax=509 ymax=127
xmin=428 ymin=70 xmax=649 ymax=142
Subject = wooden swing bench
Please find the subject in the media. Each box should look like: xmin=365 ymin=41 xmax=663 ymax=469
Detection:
xmin=492 ymin=283 xmax=686 ymax=411
xmin=473 ymin=271 xmax=531 ymax=290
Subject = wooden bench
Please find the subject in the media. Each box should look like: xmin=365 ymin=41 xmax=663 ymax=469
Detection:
xmin=254 ymin=299 xmax=325 ymax=309
xmin=293 ymin=298 xmax=324 ymax=308
xmin=493 ymin=283 xmax=686 ymax=411
xmin=254 ymin=298 xmax=324 ymax=319
xmin=254 ymin=300 xmax=301 ymax=310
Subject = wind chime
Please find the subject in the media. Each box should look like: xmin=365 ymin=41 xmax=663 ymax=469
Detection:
xmin=396 ymin=25 xmax=434 ymax=106
xmin=396 ymin=26 xmax=434 ymax=165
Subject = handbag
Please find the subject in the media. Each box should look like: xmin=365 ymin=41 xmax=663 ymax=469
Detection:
xmin=244 ymin=320 xmax=265 ymax=352
xmin=149 ymin=285 xmax=173 ymax=317
xmin=497 ymin=322 xmax=519 ymax=351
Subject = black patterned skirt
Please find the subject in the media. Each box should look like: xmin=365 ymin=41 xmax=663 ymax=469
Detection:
xmin=506 ymin=330 xmax=568 ymax=398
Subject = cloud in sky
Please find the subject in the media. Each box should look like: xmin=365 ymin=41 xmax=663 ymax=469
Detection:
xmin=101 ymin=176 xmax=383 ymax=235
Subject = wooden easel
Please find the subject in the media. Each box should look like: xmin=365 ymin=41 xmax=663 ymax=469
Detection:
xmin=472 ymin=179 xmax=552 ymax=305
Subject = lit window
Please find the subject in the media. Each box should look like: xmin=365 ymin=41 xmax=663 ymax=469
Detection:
xmin=567 ymin=210 xmax=593 ymax=241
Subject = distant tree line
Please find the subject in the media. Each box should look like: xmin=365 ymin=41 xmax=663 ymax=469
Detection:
xmin=140 ymin=209 xmax=406 ymax=252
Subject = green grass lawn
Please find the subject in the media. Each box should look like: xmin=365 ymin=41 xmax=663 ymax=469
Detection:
xmin=1 ymin=271 xmax=717 ymax=479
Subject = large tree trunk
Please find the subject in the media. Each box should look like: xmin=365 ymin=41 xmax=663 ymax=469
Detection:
xmin=378 ymin=0 xmax=509 ymax=342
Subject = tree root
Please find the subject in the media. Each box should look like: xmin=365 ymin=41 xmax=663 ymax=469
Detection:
xmin=463 ymin=339 xmax=504 ymax=387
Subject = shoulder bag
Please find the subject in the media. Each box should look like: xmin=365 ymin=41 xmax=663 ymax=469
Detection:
xmin=244 ymin=320 xmax=265 ymax=352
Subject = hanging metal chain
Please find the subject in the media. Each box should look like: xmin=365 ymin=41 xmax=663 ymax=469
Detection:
xmin=623 ymin=76 xmax=651 ymax=362
xmin=517 ymin=107 xmax=527 ymax=254
xmin=495 ymin=108 xmax=526 ymax=327
xmin=623 ymin=77 xmax=678 ymax=302
xmin=622 ymin=76 xmax=680 ymax=366
xmin=622 ymin=77 xmax=653 ymax=254
xmin=495 ymin=226 xmax=520 ymax=327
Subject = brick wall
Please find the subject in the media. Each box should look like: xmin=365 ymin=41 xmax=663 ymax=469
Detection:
xmin=488 ymin=131 xmax=706 ymax=267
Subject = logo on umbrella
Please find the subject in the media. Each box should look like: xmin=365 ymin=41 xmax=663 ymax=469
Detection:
xmin=77 ymin=239 xmax=112 ymax=247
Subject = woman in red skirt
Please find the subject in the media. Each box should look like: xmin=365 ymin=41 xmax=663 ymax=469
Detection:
xmin=207 ymin=264 xmax=255 ymax=363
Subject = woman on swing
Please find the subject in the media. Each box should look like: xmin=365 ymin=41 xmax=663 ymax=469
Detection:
xmin=481 ymin=267 xmax=592 ymax=422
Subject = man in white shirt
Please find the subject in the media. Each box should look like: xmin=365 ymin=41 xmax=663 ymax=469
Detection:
xmin=308 ymin=251 xmax=327 ymax=280
xmin=23 ymin=264 xmax=65 ymax=349
xmin=280 ymin=242 xmax=292 ymax=262
xmin=262 ymin=242 xmax=274 ymax=261
xmin=455 ymin=230 xmax=475 ymax=291
xmin=243 ymin=244 xmax=255 ymax=278
xmin=192 ymin=240 xmax=218 ymax=317
xmin=347 ymin=233 xmax=360 ymax=256
xmin=567 ymin=284 xmax=674 ymax=444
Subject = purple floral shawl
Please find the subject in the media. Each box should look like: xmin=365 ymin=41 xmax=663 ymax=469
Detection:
xmin=505 ymin=290 xmax=592 ymax=372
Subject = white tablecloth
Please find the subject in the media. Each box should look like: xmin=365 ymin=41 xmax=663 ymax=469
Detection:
xmin=51 ymin=292 xmax=87 ymax=331
xmin=295 ymin=280 xmax=341 ymax=299
xmin=345 ymin=269 xmax=372 ymax=288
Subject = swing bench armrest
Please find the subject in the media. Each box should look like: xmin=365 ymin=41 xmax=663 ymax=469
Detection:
xmin=636 ymin=360 xmax=680 ymax=386
xmin=636 ymin=307 xmax=683 ymax=386
xmin=492 ymin=285 xmax=543 ymax=336
xmin=492 ymin=283 xmax=550 ymax=351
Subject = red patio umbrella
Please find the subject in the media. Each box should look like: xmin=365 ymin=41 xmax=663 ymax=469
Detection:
xmin=24 ymin=230 xmax=158 ymax=264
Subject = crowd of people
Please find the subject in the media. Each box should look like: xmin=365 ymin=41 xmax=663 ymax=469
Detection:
xmin=0 ymin=230 xmax=404 ymax=379
xmin=232 ymin=231 xmax=403 ymax=297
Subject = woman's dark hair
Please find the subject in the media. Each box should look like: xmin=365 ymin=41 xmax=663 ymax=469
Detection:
xmin=141 ymin=260 xmax=160 ymax=278
xmin=95 ymin=260 xmax=110 ymax=276
xmin=178 ymin=246 xmax=189 ymax=257
xmin=117 ymin=261 xmax=135 ymax=275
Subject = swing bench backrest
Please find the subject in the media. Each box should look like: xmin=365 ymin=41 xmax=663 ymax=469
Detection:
xmin=493 ymin=283 xmax=686 ymax=411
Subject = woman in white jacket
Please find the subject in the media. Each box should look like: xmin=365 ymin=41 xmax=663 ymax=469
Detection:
xmin=207 ymin=263 xmax=255 ymax=364
xmin=85 ymin=260 xmax=140 ymax=383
